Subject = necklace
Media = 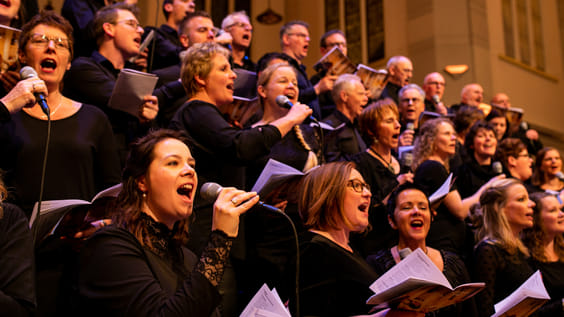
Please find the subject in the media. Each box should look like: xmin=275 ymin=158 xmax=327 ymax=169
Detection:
xmin=368 ymin=147 xmax=394 ymax=174
xmin=39 ymin=97 xmax=64 ymax=119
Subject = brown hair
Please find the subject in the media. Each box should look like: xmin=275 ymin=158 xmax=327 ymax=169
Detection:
xmin=298 ymin=162 xmax=365 ymax=232
xmin=114 ymin=129 xmax=191 ymax=250
xmin=358 ymin=97 xmax=399 ymax=146
xmin=19 ymin=10 xmax=74 ymax=60
xmin=522 ymin=192 xmax=564 ymax=262
xmin=531 ymin=147 xmax=562 ymax=187
xmin=180 ymin=42 xmax=230 ymax=98
xmin=494 ymin=138 xmax=527 ymax=167
xmin=92 ymin=3 xmax=139 ymax=48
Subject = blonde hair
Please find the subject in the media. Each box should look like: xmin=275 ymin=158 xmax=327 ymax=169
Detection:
xmin=180 ymin=42 xmax=231 ymax=98
xmin=475 ymin=178 xmax=529 ymax=256
xmin=256 ymin=63 xmax=296 ymax=107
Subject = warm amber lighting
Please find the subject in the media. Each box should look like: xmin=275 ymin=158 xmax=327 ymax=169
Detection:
xmin=444 ymin=64 xmax=469 ymax=75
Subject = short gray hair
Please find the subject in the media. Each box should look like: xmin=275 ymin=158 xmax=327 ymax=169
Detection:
xmin=399 ymin=83 xmax=424 ymax=99
xmin=332 ymin=74 xmax=362 ymax=103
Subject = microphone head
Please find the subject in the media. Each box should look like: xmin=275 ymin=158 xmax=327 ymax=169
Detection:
xmin=200 ymin=182 xmax=223 ymax=202
xmin=492 ymin=161 xmax=503 ymax=174
xmin=398 ymin=248 xmax=412 ymax=260
xmin=520 ymin=121 xmax=529 ymax=131
xmin=406 ymin=122 xmax=415 ymax=131
xmin=275 ymin=95 xmax=290 ymax=108
xmin=20 ymin=66 xmax=38 ymax=80
xmin=432 ymin=94 xmax=441 ymax=104
xmin=555 ymin=171 xmax=564 ymax=182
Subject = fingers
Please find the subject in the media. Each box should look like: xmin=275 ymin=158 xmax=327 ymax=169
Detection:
xmin=139 ymin=95 xmax=159 ymax=121
xmin=221 ymin=188 xmax=259 ymax=215
xmin=213 ymin=187 xmax=259 ymax=237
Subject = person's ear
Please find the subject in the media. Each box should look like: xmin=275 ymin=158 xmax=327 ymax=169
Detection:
xmin=194 ymin=74 xmax=206 ymax=87
xmin=137 ymin=175 xmax=147 ymax=193
xmin=102 ymin=22 xmax=116 ymax=38
xmin=257 ymin=85 xmax=267 ymax=99
xmin=163 ymin=3 xmax=173 ymax=15
xmin=507 ymin=156 xmax=517 ymax=168
xmin=340 ymin=90 xmax=348 ymax=103
xmin=388 ymin=214 xmax=398 ymax=230
xmin=18 ymin=50 xmax=26 ymax=65
xmin=179 ymin=34 xmax=189 ymax=49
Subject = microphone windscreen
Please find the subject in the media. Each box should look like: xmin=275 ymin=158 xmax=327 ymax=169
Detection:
xmin=432 ymin=95 xmax=441 ymax=104
xmin=275 ymin=95 xmax=290 ymax=107
xmin=406 ymin=122 xmax=415 ymax=131
xmin=20 ymin=66 xmax=38 ymax=80
xmin=492 ymin=161 xmax=503 ymax=174
xmin=399 ymin=248 xmax=412 ymax=260
xmin=403 ymin=152 xmax=413 ymax=168
xmin=200 ymin=182 xmax=223 ymax=201
xmin=556 ymin=171 xmax=564 ymax=182
xmin=520 ymin=121 xmax=529 ymax=131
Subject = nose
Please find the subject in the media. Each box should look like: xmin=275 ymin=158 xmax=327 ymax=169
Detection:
xmin=46 ymin=40 xmax=56 ymax=50
xmin=362 ymin=187 xmax=371 ymax=197
xmin=528 ymin=200 xmax=536 ymax=208
xmin=182 ymin=163 xmax=195 ymax=176
xmin=229 ymin=69 xmax=237 ymax=79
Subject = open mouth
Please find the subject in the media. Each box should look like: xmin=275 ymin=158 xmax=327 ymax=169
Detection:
xmin=242 ymin=34 xmax=250 ymax=40
xmin=177 ymin=183 xmax=193 ymax=200
xmin=226 ymin=83 xmax=234 ymax=91
xmin=0 ymin=0 xmax=10 ymax=8
xmin=358 ymin=203 xmax=369 ymax=213
xmin=392 ymin=133 xmax=399 ymax=140
xmin=410 ymin=219 xmax=424 ymax=228
xmin=40 ymin=58 xmax=57 ymax=72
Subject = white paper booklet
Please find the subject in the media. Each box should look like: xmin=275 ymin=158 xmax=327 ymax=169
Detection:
xmin=108 ymin=68 xmax=158 ymax=118
xmin=240 ymin=284 xmax=291 ymax=317
xmin=491 ymin=270 xmax=550 ymax=317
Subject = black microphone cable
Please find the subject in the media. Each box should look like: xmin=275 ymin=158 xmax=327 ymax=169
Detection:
xmin=32 ymin=108 xmax=51 ymax=245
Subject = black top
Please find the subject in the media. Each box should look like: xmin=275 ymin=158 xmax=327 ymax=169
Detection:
xmin=298 ymin=231 xmax=379 ymax=316
xmin=379 ymin=81 xmax=401 ymax=104
xmin=0 ymin=105 xmax=121 ymax=215
xmin=232 ymin=55 xmax=257 ymax=72
xmin=455 ymin=157 xmax=497 ymax=199
xmin=322 ymin=110 xmax=366 ymax=162
xmin=77 ymin=214 xmax=233 ymax=316
xmin=169 ymin=99 xmax=282 ymax=256
xmin=63 ymin=51 xmax=186 ymax=161
xmin=529 ymin=259 xmax=564 ymax=317
xmin=0 ymin=203 xmax=36 ymax=316
xmin=144 ymin=24 xmax=182 ymax=72
xmin=283 ymin=54 xmax=321 ymax=119
xmin=414 ymin=160 xmax=469 ymax=258
xmin=473 ymin=240 xmax=535 ymax=317
xmin=367 ymin=248 xmax=478 ymax=317
xmin=351 ymin=151 xmax=399 ymax=256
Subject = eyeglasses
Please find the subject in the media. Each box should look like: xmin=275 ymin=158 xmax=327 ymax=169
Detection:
xmin=347 ymin=179 xmax=370 ymax=193
xmin=400 ymin=97 xmax=421 ymax=103
xmin=195 ymin=26 xmax=220 ymax=34
xmin=114 ymin=19 xmax=142 ymax=29
xmin=517 ymin=153 xmax=532 ymax=159
xmin=30 ymin=33 xmax=71 ymax=51
xmin=287 ymin=33 xmax=310 ymax=40
xmin=427 ymin=81 xmax=446 ymax=87
xmin=227 ymin=22 xmax=252 ymax=30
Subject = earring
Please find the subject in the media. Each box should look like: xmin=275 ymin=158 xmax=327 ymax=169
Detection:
xmin=142 ymin=192 xmax=147 ymax=198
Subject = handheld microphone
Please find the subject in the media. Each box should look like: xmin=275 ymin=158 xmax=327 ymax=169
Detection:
xmin=492 ymin=161 xmax=503 ymax=175
xmin=20 ymin=66 xmax=50 ymax=117
xmin=275 ymin=95 xmax=317 ymax=122
xmin=520 ymin=121 xmax=529 ymax=131
xmin=200 ymin=182 xmax=282 ymax=213
xmin=555 ymin=171 xmax=564 ymax=182
xmin=406 ymin=122 xmax=415 ymax=132
xmin=432 ymin=94 xmax=441 ymax=104
xmin=399 ymin=248 xmax=412 ymax=260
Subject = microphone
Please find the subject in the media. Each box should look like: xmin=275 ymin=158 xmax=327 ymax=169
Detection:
xmin=20 ymin=66 xmax=49 ymax=117
xmin=492 ymin=161 xmax=503 ymax=175
xmin=406 ymin=122 xmax=415 ymax=132
xmin=432 ymin=94 xmax=441 ymax=104
xmin=555 ymin=171 xmax=564 ymax=182
xmin=200 ymin=182 xmax=282 ymax=213
xmin=520 ymin=121 xmax=529 ymax=131
xmin=399 ymin=248 xmax=412 ymax=260
xmin=275 ymin=95 xmax=317 ymax=122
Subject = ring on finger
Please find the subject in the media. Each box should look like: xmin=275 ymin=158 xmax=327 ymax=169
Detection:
xmin=231 ymin=198 xmax=237 ymax=206
xmin=32 ymin=83 xmax=36 ymax=91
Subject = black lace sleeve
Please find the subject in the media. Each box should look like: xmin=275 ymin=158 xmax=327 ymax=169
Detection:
xmin=195 ymin=230 xmax=234 ymax=287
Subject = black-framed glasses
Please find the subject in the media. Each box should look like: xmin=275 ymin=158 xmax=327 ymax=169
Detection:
xmin=347 ymin=179 xmax=370 ymax=193
xmin=30 ymin=33 xmax=71 ymax=51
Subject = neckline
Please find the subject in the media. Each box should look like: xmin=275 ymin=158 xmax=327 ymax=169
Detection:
xmin=367 ymin=147 xmax=394 ymax=173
